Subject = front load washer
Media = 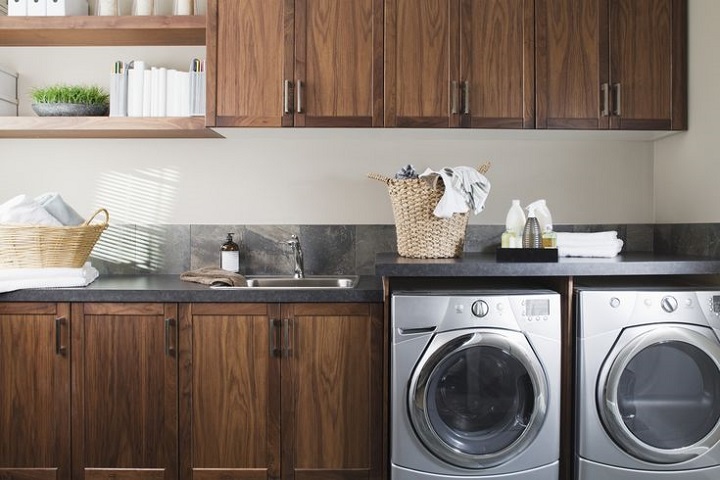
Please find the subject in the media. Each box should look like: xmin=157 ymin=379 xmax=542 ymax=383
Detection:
xmin=575 ymin=287 xmax=720 ymax=479
xmin=391 ymin=289 xmax=561 ymax=480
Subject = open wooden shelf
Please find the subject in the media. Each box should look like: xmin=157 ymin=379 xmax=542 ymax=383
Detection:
xmin=0 ymin=116 xmax=223 ymax=138
xmin=0 ymin=15 xmax=206 ymax=46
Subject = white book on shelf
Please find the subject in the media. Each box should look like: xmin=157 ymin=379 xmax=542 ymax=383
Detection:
xmin=178 ymin=70 xmax=190 ymax=117
xmin=142 ymin=69 xmax=152 ymax=117
xmin=47 ymin=0 xmax=87 ymax=15
xmin=150 ymin=67 xmax=159 ymax=117
xmin=27 ymin=0 xmax=45 ymax=15
xmin=127 ymin=60 xmax=145 ymax=117
xmin=158 ymin=67 xmax=167 ymax=117
xmin=165 ymin=69 xmax=177 ymax=117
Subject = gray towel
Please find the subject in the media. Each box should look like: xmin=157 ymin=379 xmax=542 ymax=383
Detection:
xmin=35 ymin=192 xmax=85 ymax=226
xmin=180 ymin=267 xmax=247 ymax=287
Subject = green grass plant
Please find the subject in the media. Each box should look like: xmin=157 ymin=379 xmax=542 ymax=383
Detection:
xmin=30 ymin=84 xmax=110 ymax=105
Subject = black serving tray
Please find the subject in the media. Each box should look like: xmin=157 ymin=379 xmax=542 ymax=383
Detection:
xmin=496 ymin=247 xmax=559 ymax=263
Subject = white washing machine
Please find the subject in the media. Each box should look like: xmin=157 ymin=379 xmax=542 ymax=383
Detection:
xmin=575 ymin=287 xmax=720 ymax=479
xmin=391 ymin=289 xmax=561 ymax=480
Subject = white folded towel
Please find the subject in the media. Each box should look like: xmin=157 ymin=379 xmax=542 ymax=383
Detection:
xmin=0 ymin=262 xmax=99 ymax=293
xmin=35 ymin=192 xmax=85 ymax=226
xmin=0 ymin=194 xmax=63 ymax=226
xmin=556 ymin=231 xmax=619 ymax=247
xmin=419 ymin=166 xmax=491 ymax=218
xmin=558 ymin=239 xmax=624 ymax=258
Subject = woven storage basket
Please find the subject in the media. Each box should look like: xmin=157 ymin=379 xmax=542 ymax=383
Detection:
xmin=367 ymin=170 xmax=471 ymax=258
xmin=0 ymin=208 xmax=109 ymax=268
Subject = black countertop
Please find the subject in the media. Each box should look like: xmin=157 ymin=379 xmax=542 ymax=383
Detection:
xmin=374 ymin=252 xmax=720 ymax=277
xmin=0 ymin=275 xmax=384 ymax=303
xmin=3 ymin=253 xmax=720 ymax=303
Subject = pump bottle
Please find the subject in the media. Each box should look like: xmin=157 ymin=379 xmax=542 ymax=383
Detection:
xmin=526 ymin=199 xmax=557 ymax=248
xmin=221 ymin=233 xmax=240 ymax=272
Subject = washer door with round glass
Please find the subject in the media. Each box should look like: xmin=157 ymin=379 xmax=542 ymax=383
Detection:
xmin=408 ymin=329 xmax=548 ymax=469
xmin=598 ymin=325 xmax=720 ymax=464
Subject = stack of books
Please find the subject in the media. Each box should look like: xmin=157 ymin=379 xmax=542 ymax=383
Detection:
xmin=109 ymin=58 xmax=205 ymax=118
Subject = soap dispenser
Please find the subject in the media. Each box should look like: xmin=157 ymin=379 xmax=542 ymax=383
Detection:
xmin=527 ymin=199 xmax=557 ymax=248
xmin=220 ymin=233 xmax=240 ymax=272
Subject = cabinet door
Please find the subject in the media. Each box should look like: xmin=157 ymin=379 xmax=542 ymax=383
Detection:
xmin=207 ymin=0 xmax=294 ymax=127
xmin=282 ymin=303 xmax=384 ymax=480
xmin=609 ymin=0 xmax=686 ymax=130
xmin=179 ymin=303 xmax=280 ymax=480
xmin=294 ymin=0 xmax=384 ymax=127
xmin=71 ymin=303 xmax=178 ymax=480
xmin=536 ymin=0 xmax=608 ymax=129
xmin=0 ymin=303 xmax=71 ymax=480
xmin=385 ymin=0 xmax=459 ymax=127
xmin=460 ymin=0 xmax=535 ymax=128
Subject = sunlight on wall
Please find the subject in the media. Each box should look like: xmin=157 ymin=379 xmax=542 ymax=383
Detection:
xmin=92 ymin=168 xmax=180 ymax=271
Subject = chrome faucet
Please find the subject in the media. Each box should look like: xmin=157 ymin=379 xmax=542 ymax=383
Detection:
xmin=286 ymin=234 xmax=305 ymax=278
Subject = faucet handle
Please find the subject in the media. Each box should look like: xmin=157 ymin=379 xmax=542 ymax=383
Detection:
xmin=286 ymin=234 xmax=301 ymax=247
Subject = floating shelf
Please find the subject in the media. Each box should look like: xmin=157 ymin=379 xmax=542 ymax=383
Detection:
xmin=0 ymin=116 xmax=223 ymax=138
xmin=0 ymin=15 xmax=206 ymax=46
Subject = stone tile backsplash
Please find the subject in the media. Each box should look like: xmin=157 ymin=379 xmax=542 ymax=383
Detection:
xmin=90 ymin=223 xmax=663 ymax=276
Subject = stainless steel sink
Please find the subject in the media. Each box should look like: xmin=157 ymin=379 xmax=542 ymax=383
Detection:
xmin=212 ymin=275 xmax=359 ymax=289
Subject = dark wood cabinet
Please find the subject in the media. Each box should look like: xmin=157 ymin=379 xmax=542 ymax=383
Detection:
xmin=0 ymin=303 xmax=71 ymax=480
xmin=536 ymin=0 xmax=686 ymax=130
xmin=207 ymin=0 xmax=383 ymax=128
xmin=71 ymin=303 xmax=179 ymax=480
xmin=180 ymin=302 xmax=384 ymax=480
xmin=385 ymin=0 xmax=534 ymax=128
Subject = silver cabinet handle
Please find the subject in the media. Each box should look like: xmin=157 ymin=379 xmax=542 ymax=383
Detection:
xmin=296 ymin=80 xmax=304 ymax=114
xmin=283 ymin=80 xmax=293 ymax=114
xmin=613 ymin=83 xmax=622 ymax=116
xmin=451 ymin=81 xmax=459 ymax=114
xmin=282 ymin=318 xmax=292 ymax=358
xmin=55 ymin=317 xmax=67 ymax=355
xmin=462 ymin=81 xmax=470 ymax=115
xmin=601 ymin=83 xmax=610 ymax=117
xmin=164 ymin=318 xmax=176 ymax=356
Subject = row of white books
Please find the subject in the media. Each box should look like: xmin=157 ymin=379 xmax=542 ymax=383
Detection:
xmin=109 ymin=58 xmax=205 ymax=118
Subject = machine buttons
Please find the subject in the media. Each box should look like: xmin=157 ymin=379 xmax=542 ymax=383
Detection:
xmin=471 ymin=300 xmax=489 ymax=318
xmin=610 ymin=297 xmax=621 ymax=308
xmin=661 ymin=296 xmax=679 ymax=313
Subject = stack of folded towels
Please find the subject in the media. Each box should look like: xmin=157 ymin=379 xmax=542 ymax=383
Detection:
xmin=0 ymin=193 xmax=99 ymax=293
xmin=556 ymin=231 xmax=624 ymax=258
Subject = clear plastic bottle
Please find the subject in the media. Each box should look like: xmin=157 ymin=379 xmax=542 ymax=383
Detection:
xmin=220 ymin=233 xmax=240 ymax=272
xmin=522 ymin=207 xmax=542 ymax=249
xmin=504 ymin=199 xmax=526 ymax=248
xmin=527 ymin=199 xmax=557 ymax=248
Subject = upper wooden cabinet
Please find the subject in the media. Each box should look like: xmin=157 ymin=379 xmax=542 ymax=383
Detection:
xmin=207 ymin=0 xmax=383 ymax=127
xmin=385 ymin=0 xmax=534 ymax=128
xmin=0 ymin=303 xmax=71 ymax=480
xmin=536 ymin=0 xmax=687 ymax=130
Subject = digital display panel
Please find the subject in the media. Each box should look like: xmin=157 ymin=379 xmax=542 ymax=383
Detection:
xmin=526 ymin=299 xmax=550 ymax=316
xmin=713 ymin=296 xmax=720 ymax=314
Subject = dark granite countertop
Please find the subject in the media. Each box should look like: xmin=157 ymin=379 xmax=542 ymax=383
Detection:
xmin=0 ymin=275 xmax=384 ymax=303
xmin=374 ymin=252 xmax=720 ymax=277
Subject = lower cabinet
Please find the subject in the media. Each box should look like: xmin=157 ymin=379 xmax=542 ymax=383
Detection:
xmin=0 ymin=301 xmax=384 ymax=480
xmin=0 ymin=302 xmax=71 ymax=480
xmin=179 ymin=302 xmax=385 ymax=480
xmin=71 ymin=303 xmax=179 ymax=480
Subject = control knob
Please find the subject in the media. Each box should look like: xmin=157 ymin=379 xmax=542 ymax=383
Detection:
xmin=471 ymin=300 xmax=489 ymax=318
xmin=661 ymin=296 xmax=679 ymax=313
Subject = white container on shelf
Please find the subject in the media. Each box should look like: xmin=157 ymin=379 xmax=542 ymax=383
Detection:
xmin=8 ymin=0 xmax=27 ymax=16
xmin=47 ymin=0 xmax=88 ymax=15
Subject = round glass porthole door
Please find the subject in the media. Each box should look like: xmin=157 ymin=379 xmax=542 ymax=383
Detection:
xmin=599 ymin=326 xmax=720 ymax=464
xmin=408 ymin=330 xmax=548 ymax=469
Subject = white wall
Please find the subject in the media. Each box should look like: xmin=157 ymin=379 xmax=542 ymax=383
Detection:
xmin=0 ymin=44 xmax=658 ymax=226
xmin=655 ymin=0 xmax=720 ymax=223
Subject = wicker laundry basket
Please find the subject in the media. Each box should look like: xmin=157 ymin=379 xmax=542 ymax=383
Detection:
xmin=369 ymin=164 xmax=489 ymax=259
xmin=0 ymin=208 xmax=109 ymax=268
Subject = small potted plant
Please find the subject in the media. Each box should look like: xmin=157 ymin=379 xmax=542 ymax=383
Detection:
xmin=30 ymin=84 xmax=110 ymax=117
